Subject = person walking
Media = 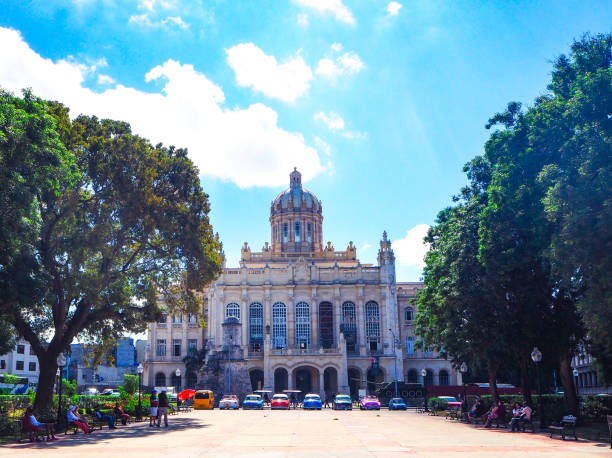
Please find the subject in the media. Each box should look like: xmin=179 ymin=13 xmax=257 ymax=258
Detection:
xmin=157 ymin=390 xmax=169 ymax=427
xmin=149 ymin=390 xmax=159 ymax=427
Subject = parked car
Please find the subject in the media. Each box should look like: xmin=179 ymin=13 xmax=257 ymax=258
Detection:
xmin=154 ymin=386 xmax=178 ymax=402
xmin=270 ymin=393 xmax=290 ymax=410
xmin=360 ymin=395 xmax=381 ymax=410
xmin=193 ymin=390 xmax=214 ymax=410
xmin=437 ymin=396 xmax=462 ymax=409
xmin=219 ymin=394 xmax=239 ymax=409
xmin=84 ymin=387 xmax=99 ymax=396
xmin=388 ymin=398 xmax=407 ymax=410
xmin=302 ymin=393 xmax=322 ymax=410
xmin=242 ymin=394 xmax=264 ymax=410
xmin=333 ymin=394 xmax=353 ymax=410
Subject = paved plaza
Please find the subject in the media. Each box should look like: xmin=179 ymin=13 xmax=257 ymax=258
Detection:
xmin=1 ymin=409 xmax=609 ymax=457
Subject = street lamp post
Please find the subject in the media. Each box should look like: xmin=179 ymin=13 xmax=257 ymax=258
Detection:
xmin=388 ymin=328 xmax=399 ymax=398
xmin=137 ymin=363 xmax=144 ymax=419
xmin=56 ymin=353 xmax=67 ymax=426
xmin=531 ymin=347 xmax=545 ymax=429
xmin=460 ymin=362 xmax=468 ymax=406
xmin=175 ymin=368 xmax=181 ymax=394
xmin=572 ymin=368 xmax=579 ymax=400
xmin=421 ymin=368 xmax=428 ymax=412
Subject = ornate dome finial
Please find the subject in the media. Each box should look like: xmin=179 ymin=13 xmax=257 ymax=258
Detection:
xmin=290 ymin=168 xmax=302 ymax=188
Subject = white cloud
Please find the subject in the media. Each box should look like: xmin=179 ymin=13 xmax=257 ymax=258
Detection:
xmin=292 ymin=0 xmax=355 ymax=25
xmin=386 ymin=1 xmax=402 ymax=16
xmin=129 ymin=13 xmax=189 ymax=29
xmin=137 ymin=0 xmax=174 ymax=12
xmin=392 ymin=224 xmax=431 ymax=269
xmin=360 ymin=243 xmax=371 ymax=252
xmin=314 ymin=111 xmax=345 ymax=131
xmin=297 ymin=13 xmax=309 ymax=26
xmin=330 ymin=42 xmax=343 ymax=52
xmin=315 ymin=51 xmax=364 ymax=79
xmin=0 ymin=26 xmax=326 ymax=188
xmin=97 ymin=74 xmax=115 ymax=85
xmin=226 ymin=43 xmax=313 ymax=103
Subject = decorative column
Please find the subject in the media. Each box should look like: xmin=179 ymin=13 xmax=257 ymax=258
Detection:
xmin=311 ymin=287 xmax=319 ymax=348
xmin=319 ymin=371 xmax=325 ymax=398
xmin=288 ymin=370 xmax=294 ymax=390
xmin=357 ymin=286 xmax=366 ymax=355
xmin=333 ymin=287 xmax=341 ymax=349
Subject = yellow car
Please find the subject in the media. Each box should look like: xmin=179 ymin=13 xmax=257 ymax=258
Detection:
xmin=193 ymin=390 xmax=214 ymax=409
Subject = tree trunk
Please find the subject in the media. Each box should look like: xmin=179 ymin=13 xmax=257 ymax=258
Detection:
xmin=559 ymin=352 xmax=579 ymax=416
xmin=487 ymin=363 xmax=499 ymax=403
xmin=33 ymin=353 xmax=58 ymax=413
xmin=519 ymin=354 xmax=533 ymax=407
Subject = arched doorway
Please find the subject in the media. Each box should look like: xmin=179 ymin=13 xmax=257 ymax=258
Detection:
xmin=367 ymin=367 xmax=384 ymax=394
xmin=348 ymin=368 xmax=361 ymax=400
xmin=274 ymin=368 xmax=288 ymax=393
xmin=319 ymin=302 xmax=334 ymax=348
xmin=155 ymin=372 xmax=166 ymax=386
xmin=323 ymin=367 xmax=338 ymax=397
xmin=250 ymin=369 xmax=264 ymax=392
xmin=295 ymin=367 xmax=313 ymax=396
xmin=407 ymin=369 xmax=418 ymax=383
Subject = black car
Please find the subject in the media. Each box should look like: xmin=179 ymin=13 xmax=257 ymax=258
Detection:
xmin=333 ymin=394 xmax=353 ymax=410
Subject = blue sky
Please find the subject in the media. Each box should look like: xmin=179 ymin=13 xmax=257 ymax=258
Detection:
xmin=1 ymin=0 xmax=610 ymax=281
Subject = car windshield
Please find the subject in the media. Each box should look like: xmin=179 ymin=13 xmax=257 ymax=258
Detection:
xmin=391 ymin=398 xmax=404 ymax=403
xmin=245 ymin=395 xmax=260 ymax=401
xmin=336 ymin=395 xmax=351 ymax=401
xmin=365 ymin=396 xmax=377 ymax=400
xmin=272 ymin=395 xmax=287 ymax=400
xmin=440 ymin=397 xmax=457 ymax=402
xmin=305 ymin=395 xmax=319 ymax=400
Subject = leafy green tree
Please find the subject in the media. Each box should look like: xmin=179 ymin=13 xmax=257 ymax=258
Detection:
xmin=182 ymin=344 xmax=208 ymax=384
xmin=416 ymin=157 xmax=515 ymax=402
xmin=537 ymin=34 xmax=612 ymax=385
xmin=0 ymin=320 xmax=16 ymax=356
xmin=0 ymin=89 xmax=223 ymax=411
xmin=123 ymin=374 xmax=139 ymax=396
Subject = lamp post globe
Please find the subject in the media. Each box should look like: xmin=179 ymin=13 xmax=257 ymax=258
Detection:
xmin=572 ymin=368 xmax=579 ymax=400
xmin=531 ymin=347 xmax=545 ymax=429
xmin=175 ymin=368 xmax=181 ymax=393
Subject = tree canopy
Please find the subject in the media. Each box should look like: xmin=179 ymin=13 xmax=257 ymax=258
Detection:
xmin=0 ymin=88 xmax=223 ymax=410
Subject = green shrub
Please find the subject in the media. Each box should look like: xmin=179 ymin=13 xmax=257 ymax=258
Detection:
xmin=428 ymin=397 xmax=448 ymax=410
xmin=123 ymin=375 xmax=139 ymax=395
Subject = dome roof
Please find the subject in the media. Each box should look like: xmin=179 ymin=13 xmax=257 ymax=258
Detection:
xmin=271 ymin=169 xmax=322 ymax=216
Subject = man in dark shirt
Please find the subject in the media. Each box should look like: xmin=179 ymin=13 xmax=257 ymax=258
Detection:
xmin=157 ymin=390 xmax=169 ymax=427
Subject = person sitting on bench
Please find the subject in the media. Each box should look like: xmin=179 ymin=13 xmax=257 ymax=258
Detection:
xmin=23 ymin=407 xmax=58 ymax=441
xmin=114 ymin=402 xmax=131 ymax=425
xmin=484 ymin=400 xmax=506 ymax=428
xmin=467 ymin=399 xmax=486 ymax=423
xmin=94 ymin=406 xmax=116 ymax=429
xmin=67 ymin=405 xmax=92 ymax=434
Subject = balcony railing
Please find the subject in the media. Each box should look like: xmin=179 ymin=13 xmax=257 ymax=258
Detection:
xmin=270 ymin=345 xmax=342 ymax=356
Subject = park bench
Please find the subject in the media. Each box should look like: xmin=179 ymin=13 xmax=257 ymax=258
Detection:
xmin=14 ymin=418 xmax=44 ymax=442
xmin=445 ymin=406 xmax=461 ymax=421
xmin=548 ymin=415 xmax=577 ymax=441
xmin=64 ymin=421 xmax=81 ymax=434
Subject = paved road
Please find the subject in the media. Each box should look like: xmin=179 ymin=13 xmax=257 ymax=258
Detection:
xmin=2 ymin=409 xmax=609 ymax=457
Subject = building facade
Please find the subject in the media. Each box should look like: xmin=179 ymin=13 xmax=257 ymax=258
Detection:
xmin=201 ymin=169 xmax=458 ymax=398
xmin=0 ymin=338 xmax=41 ymax=388
xmin=572 ymin=346 xmax=612 ymax=395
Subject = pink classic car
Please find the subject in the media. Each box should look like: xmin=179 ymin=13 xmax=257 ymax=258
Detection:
xmin=359 ymin=395 xmax=381 ymax=410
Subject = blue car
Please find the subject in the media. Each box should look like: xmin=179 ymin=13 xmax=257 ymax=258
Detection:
xmin=388 ymin=398 xmax=407 ymax=410
xmin=302 ymin=393 xmax=322 ymax=410
xmin=242 ymin=394 xmax=264 ymax=410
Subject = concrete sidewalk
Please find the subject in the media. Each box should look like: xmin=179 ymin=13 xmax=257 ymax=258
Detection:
xmin=0 ymin=409 xmax=609 ymax=457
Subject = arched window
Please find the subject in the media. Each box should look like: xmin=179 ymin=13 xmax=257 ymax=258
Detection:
xmin=365 ymin=301 xmax=380 ymax=351
xmin=295 ymin=302 xmax=310 ymax=349
xmin=404 ymin=307 xmax=414 ymax=322
xmin=249 ymin=302 xmax=264 ymax=352
xmin=439 ymin=370 xmax=449 ymax=386
xmin=272 ymin=302 xmax=287 ymax=349
xmin=249 ymin=302 xmax=263 ymax=351
xmin=225 ymin=302 xmax=240 ymax=320
xmin=283 ymin=223 xmax=288 ymax=243
xmin=407 ymin=369 xmax=418 ymax=383
xmin=307 ymin=223 xmax=312 ymax=242
xmin=405 ymin=336 xmax=415 ymax=354
xmin=424 ymin=369 xmax=434 ymax=386
xmin=155 ymin=372 xmax=166 ymax=386
xmin=342 ymin=302 xmax=357 ymax=352
xmin=295 ymin=222 xmax=301 ymax=242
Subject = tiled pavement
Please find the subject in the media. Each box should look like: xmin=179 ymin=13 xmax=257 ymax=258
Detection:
xmin=1 ymin=409 xmax=609 ymax=457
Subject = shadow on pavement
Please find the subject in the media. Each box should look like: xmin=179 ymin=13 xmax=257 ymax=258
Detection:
xmin=7 ymin=417 xmax=208 ymax=449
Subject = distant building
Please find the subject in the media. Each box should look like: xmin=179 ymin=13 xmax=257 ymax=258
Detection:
xmin=0 ymin=338 xmax=41 ymax=388
xmin=572 ymin=346 xmax=612 ymax=395
xmin=70 ymin=337 xmax=136 ymax=389
xmin=135 ymin=340 xmax=147 ymax=364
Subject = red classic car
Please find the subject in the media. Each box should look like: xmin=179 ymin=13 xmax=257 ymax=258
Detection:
xmin=270 ymin=393 xmax=290 ymax=409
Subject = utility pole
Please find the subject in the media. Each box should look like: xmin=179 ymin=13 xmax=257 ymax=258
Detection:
xmin=388 ymin=328 xmax=399 ymax=398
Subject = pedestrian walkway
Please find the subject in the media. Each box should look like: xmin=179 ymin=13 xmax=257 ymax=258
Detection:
xmin=0 ymin=409 xmax=609 ymax=457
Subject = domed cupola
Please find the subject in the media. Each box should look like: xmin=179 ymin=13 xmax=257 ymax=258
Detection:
xmin=269 ymin=168 xmax=323 ymax=255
